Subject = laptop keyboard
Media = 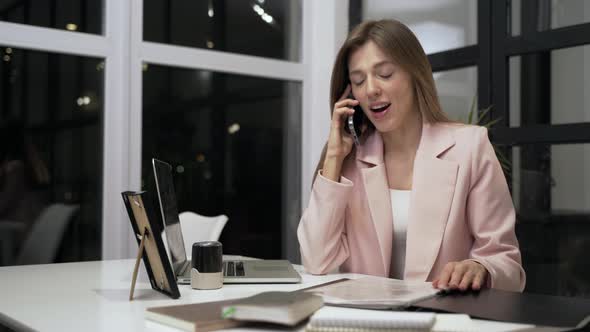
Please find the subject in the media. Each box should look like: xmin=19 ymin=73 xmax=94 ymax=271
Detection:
xmin=223 ymin=261 xmax=245 ymax=277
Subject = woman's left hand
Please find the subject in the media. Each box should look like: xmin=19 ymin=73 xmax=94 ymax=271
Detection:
xmin=432 ymin=260 xmax=488 ymax=291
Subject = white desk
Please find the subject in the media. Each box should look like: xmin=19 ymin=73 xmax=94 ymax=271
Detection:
xmin=0 ymin=258 xmax=354 ymax=332
xmin=0 ymin=259 xmax=539 ymax=332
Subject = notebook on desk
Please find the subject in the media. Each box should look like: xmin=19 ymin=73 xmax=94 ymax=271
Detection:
xmin=151 ymin=158 xmax=301 ymax=284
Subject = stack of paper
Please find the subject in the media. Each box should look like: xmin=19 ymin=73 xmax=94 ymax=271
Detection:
xmin=307 ymin=276 xmax=440 ymax=309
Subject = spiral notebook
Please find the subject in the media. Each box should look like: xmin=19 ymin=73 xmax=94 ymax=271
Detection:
xmin=306 ymin=306 xmax=436 ymax=332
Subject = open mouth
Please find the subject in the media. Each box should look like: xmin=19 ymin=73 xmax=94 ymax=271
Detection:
xmin=370 ymin=103 xmax=391 ymax=113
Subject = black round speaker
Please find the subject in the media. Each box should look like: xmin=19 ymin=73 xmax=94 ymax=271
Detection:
xmin=191 ymin=241 xmax=223 ymax=273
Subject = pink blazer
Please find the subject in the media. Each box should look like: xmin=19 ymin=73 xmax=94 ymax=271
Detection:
xmin=297 ymin=122 xmax=526 ymax=292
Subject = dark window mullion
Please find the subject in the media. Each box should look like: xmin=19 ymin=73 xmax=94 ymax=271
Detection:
xmin=477 ymin=0 xmax=492 ymax=118
xmin=491 ymin=123 xmax=590 ymax=145
xmin=348 ymin=0 xmax=362 ymax=30
xmin=428 ymin=45 xmax=478 ymax=72
xmin=491 ymin=0 xmax=508 ymax=126
xmin=505 ymin=23 xmax=590 ymax=55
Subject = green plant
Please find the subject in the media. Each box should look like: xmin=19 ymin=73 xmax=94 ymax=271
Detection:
xmin=465 ymin=96 xmax=512 ymax=175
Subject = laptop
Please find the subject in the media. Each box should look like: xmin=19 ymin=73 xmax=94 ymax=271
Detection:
xmin=151 ymin=158 xmax=302 ymax=284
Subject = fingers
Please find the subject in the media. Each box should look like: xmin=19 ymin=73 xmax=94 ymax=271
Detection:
xmin=334 ymin=98 xmax=359 ymax=110
xmin=448 ymin=263 xmax=467 ymax=289
xmin=435 ymin=262 xmax=456 ymax=289
xmin=471 ymin=269 xmax=486 ymax=290
xmin=431 ymin=279 xmax=441 ymax=290
xmin=458 ymin=269 xmax=474 ymax=291
xmin=335 ymin=85 xmax=359 ymax=110
xmin=333 ymin=85 xmax=360 ymax=131
xmin=331 ymin=95 xmax=360 ymax=132
xmin=435 ymin=261 xmax=488 ymax=292
xmin=338 ymin=84 xmax=352 ymax=101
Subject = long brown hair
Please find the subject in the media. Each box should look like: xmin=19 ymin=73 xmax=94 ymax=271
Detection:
xmin=313 ymin=19 xmax=451 ymax=183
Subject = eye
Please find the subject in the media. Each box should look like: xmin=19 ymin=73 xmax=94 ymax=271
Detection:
xmin=379 ymin=72 xmax=393 ymax=79
xmin=351 ymin=79 xmax=364 ymax=86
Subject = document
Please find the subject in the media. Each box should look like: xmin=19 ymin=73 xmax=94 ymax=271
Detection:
xmin=306 ymin=276 xmax=440 ymax=309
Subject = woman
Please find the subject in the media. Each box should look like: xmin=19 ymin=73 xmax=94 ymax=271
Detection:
xmin=297 ymin=19 xmax=525 ymax=292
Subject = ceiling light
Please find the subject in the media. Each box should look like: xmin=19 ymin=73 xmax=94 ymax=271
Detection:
xmin=228 ymin=123 xmax=240 ymax=134
xmin=253 ymin=4 xmax=264 ymax=15
xmin=262 ymin=13 xmax=273 ymax=23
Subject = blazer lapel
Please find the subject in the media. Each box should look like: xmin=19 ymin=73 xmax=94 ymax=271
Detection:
xmin=357 ymin=134 xmax=393 ymax=276
xmin=405 ymin=123 xmax=458 ymax=281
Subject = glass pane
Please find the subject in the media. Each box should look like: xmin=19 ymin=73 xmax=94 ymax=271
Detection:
xmin=143 ymin=0 xmax=301 ymax=61
xmin=551 ymin=0 xmax=590 ymax=29
xmin=362 ymin=0 xmax=477 ymax=53
xmin=433 ymin=66 xmax=477 ymax=122
xmin=510 ymin=0 xmax=590 ymax=36
xmin=142 ymin=64 xmax=301 ymax=259
xmin=0 ymin=46 xmax=103 ymax=266
xmin=509 ymin=144 xmax=590 ymax=297
xmin=509 ymin=45 xmax=590 ymax=127
xmin=0 ymin=0 xmax=103 ymax=35
xmin=509 ymin=0 xmax=522 ymax=36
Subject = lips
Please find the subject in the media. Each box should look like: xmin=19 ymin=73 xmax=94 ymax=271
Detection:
xmin=369 ymin=103 xmax=391 ymax=113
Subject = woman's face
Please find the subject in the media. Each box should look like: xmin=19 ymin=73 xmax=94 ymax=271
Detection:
xmin=348 ymin=41 xmax=417 ymax=133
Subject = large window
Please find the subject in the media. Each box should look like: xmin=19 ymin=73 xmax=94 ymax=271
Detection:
xmin=142 ymin=65 xmax=301 ymax=258
xmin=358 ymin=0 xmax=590 ymax=297
xmin=0 ymin=0 xmax=103 ymax=34
xmin=0 ymin=47 xmax=103 ymax=265
xmin=140 ymin=0 xmax=304 ymax=261
xmin=1 ymin=0 xmax=312 ymax=267
xmin=144 ymin=0 xmax=301 ymax=61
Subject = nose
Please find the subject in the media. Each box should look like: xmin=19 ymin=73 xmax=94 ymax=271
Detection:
xmin=366 ymin=76 xmax=381 ymax=99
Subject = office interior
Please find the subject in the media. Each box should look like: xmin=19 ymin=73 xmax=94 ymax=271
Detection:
xmin=0 ymin=0 xmax=589 ymax=301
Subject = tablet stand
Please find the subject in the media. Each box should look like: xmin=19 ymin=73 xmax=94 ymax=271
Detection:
xmin=122 ymin=190 xmax=180 ymax=300
xmin=129 ymin=228 xmax=148 ymax=301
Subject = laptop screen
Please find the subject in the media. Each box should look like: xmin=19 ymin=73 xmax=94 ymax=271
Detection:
xmin=152 ymin=158 xmax=187 ymax=274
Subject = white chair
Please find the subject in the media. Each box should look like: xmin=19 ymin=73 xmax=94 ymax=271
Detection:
xmin=15 ymin=203 xmax=79 ymax=265
xmin=178 ymin=211 xmax=228 ymax=256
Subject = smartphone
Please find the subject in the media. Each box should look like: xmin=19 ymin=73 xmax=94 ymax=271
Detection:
xmin=344 ymin=93 xmax=365 ymax=146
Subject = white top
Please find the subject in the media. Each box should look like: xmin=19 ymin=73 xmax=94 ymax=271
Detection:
xmin=390 ymin=189 xmax=411 ymax=280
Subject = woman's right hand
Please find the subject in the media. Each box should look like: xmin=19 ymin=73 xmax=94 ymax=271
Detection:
xmin=322 ymin=85 xmax=360 ymax=182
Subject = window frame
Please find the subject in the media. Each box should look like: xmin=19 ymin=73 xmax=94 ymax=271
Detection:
xmin=0 ymin=0 xmax=349 ymax=261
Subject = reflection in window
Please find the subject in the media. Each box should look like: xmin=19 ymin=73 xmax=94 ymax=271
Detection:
xmin=0 ymin=0 xmax=103 ymax=35
xmin=510 ymin=144 xmax=590 ymax=297
xmin=433 ymin=66 xmax=477 ymax=122
xmin=142 ymin=64 xmax=301 ymax=259
xmin=510 ymin=0 xmax=590 ymax=36
xmin=509 ymin=45 xmax=590 ymax=127
xmin=143 ymin=0 xmax=301 ymax=61
xmin=0 ymin=47 xmax=103 ymax=266
xmin=362 ymin=0 xmax=477 ymax=53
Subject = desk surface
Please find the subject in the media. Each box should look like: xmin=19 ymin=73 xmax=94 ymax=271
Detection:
xmin=0 ymin=259 xmax=555 ymax=332
xmin=0 ymin=258 xmax=356 ymax=332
